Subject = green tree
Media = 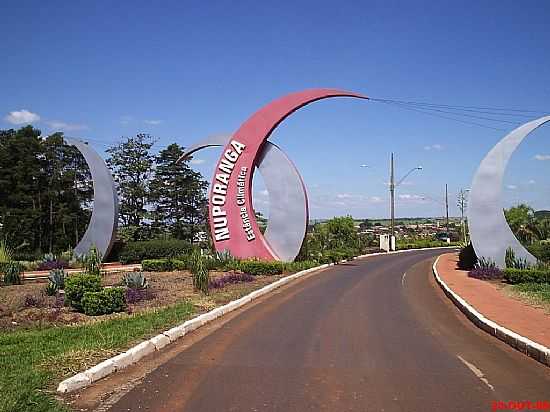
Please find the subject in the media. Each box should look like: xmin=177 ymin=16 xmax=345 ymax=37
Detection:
xmin=106 ymin=134 xmax=155 ymax=234
xmin=0 ymin=127 xmax=92 ymax=255
xmin=149 ymin=144 xmax=208 ymax=242
xmin=504 ymin=204 xmax=538 ymax=243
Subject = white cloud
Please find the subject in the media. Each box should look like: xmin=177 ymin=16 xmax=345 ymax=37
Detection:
xmin=398 ymin=194 xmax=425 ymax=201
xmin=506 ymin=185 xmax=517 ymax=190
xmin=528 ymin=179 xmax=536 ymax=184
xmin=190 ymin=158 xmax=205 ymax=165
xmin=424 ymin=144 xmax=443 ymax=151
xmin=534 ymin=154 xmax=550 ymax=161
xmin=5 ymin=109 xmax=40 ymax=124
xmin=46 ymin=121 xmax=88 ymax=132
xmin=369 ymin=196 xmax=384 ymax=203
xmin=144 ymin=119 xmax=162 ymax=125
xmin=336 ymin=193 xmax=352 ymax=199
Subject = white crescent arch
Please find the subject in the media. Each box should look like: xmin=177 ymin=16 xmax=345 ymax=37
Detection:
xmin=65 ymin=138 xmax=119 ymax=260
xmin=468 ymin=116 xmax=550 ymax=268
xmin=178 ymin=135 xmax=308 ymax=261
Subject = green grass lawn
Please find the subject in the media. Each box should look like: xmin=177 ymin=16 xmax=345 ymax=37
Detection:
xmin=511 ymin=282 xmax=550 ymax=308
xmin=0 ymin=301 xmax=196 ymax=412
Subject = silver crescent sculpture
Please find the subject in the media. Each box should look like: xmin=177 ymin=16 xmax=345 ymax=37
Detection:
xmin=468 ymin=116 xmax=550 ymax=268
xmin=65 ymin=137 xmax=119 ymax=260
xmin=178 ymin=135 xmax=308 ymax=261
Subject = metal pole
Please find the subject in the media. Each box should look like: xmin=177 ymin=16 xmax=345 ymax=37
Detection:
xmin=390 ymin=152 xmax=395 ymax=242
xmin=445 ymin=184 xmax=449 ymax=239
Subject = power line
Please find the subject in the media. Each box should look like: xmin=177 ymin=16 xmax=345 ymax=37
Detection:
xmin=371 ymin=98 xmax=548 ymax=115
xmin=374 ymin=100 xmax=508 ymax=131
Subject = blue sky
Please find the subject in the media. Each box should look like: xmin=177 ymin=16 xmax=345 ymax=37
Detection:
xmin=1 ymin=1 xmax=549 ymax=219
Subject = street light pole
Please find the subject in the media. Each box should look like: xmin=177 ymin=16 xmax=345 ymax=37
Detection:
xmin=445 ymin=184 xmax=449 ymax=240
xmin=390 ymin=152 xmax=395 ymax=240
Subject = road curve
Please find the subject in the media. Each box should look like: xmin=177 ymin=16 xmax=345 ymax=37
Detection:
xmin=109 ymin=250 xmax=550 ymax=412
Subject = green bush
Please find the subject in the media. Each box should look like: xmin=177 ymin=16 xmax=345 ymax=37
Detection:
xmin=82 ymin=287 xmax=126 ymax=316
xmin=281 ymin=260 xmax=319 ymax=272
xmin=1 ymin=262 xmax=23 ymax=285
xmin=64 ymin=273 xmax=102 ymax=311
xmin=141 ymin=259 xmax=173 ymax=272
xmin=119 ymin=239 xmax=191 ymax=264
xmin=171 ymin=259 xmax=187 ymax=270
xmin=458 ymin=243 xmax=477 ymax=270
xmin=527 ymin=242 xmax=550 ymax=263
xmin=238 ymin=260 xmax=283 ymax=276
xmin=504 ymin=268 xmax=550 ymax=284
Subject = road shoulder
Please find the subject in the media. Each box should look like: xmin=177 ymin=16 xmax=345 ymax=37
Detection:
xmin=434 ymin=253 xmax=550 ymax=367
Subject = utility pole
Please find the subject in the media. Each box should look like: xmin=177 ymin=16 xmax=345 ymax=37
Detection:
xmin=445 ymin=184 xmax=449 ymax=241
xmin=457 ymin=189 xmax=469 ymax=243
xmin=390 ymin=152 xmax=395 ymax=241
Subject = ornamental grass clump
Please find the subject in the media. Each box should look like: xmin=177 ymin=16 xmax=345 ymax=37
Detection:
xmin=191 ymin=252 xmax=210 ymax=294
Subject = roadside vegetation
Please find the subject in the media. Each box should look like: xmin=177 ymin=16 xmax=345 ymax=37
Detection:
xmin=458 ymin=204 xmax=550 ymax=307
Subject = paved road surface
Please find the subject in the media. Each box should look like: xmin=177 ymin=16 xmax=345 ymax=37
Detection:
xmin=110 ymin=250 xmax=550 ymax=411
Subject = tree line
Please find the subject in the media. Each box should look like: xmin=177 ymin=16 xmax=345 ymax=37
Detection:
xmin=0 ymin=126 xmax=208 ymax=259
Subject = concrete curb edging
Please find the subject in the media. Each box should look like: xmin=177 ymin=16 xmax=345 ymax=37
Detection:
xmin=57 ymin=246 xmax=457 ymax=393
xmin=432 ymin=255 xmax=550 ymax=368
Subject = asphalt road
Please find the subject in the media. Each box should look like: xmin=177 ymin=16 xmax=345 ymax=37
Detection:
xmin=110 ymin=250 xmax=550 ymax=412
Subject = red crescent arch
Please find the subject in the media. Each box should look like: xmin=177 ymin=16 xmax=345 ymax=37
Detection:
xmin=209 ymin=88 xmax=368 ymax=260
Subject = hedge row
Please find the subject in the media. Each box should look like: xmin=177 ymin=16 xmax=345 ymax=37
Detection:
xmin=119 ymin=239 xmax=191 ymax=264
xmin=504 ymin=268 xmax=550 ymax=284
xmin=141 ymin=259 xmax=187 ymax=272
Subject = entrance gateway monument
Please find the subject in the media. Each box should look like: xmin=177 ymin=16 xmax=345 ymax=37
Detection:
xmin=37 ymin=89 xmax=547 ymax=265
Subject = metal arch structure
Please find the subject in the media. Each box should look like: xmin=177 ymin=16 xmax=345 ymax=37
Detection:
xmin=178 ymin=135 xmax=308 ymax=262
xmin=192 ymin=88 xmax=368 ymax=261
xmin=65 ymin=137 xmax=119 ymax=260
xmin=468 ymin=116 xmax=550 ymax=268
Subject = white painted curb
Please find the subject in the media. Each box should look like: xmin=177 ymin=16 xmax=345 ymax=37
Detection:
xmin=432 ymin=255 xmax=550 ymax=368
xmin=57 ymin=246 xmax=456 ymax=393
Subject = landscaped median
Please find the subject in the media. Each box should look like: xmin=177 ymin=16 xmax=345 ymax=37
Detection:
xmin=433 ymin=253 xmax=550 ymax=367
xmin=0 ymin=247 xmax=454 ymax=412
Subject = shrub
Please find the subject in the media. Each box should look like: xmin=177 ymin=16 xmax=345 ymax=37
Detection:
xmin=458 ymin=243 xmax=477 ymax=270
xmin=125 ymin=287 xmax=155 ymax=304
xmin=468 ymin=267 xmax=504 ymax=280
xmin=82 ymin=246 xmax=103 ymax=276
xmin=238 ymin=260 xmax=283 ymax=276
xmin=119 ymin=239 xmax=191 ymax=264
xmin=142 ymin=259 xmax=173 ymax=272
xmin=171 ymin=259 xmax=187 ymax=270
xmin=123 ymin=272 xmax=148 ymax=289
xmin=281 ymin=260 xmax=319 ymax=273
xmin=1 ymin=262 xmax=22 ymax=285
xmin=527 ymin=242 xmax=550 ymax=263
xmin=209 ymin=273 xmax=255 ymax=289
xmin=82 ymin=287 xmax=126 ymax=316
xmin=504 ymin=268 xmax=550 ymax=284
xmin=64 ymin=273 xmax=102 ymax=311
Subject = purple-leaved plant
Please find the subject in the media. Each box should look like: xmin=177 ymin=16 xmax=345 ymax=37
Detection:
xmin=468 ymin=267 xmax=503 ymax=280
xmin=209 ymin=273 xmax=255 ymax=289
